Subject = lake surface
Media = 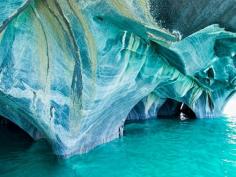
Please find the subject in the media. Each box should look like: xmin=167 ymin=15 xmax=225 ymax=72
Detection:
xmin=0 ymin=118 xmax=236 ymax=177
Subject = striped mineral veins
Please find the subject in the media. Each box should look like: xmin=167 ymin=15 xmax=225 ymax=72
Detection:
xmin=0 ymin=0 xmax=235 ymax=156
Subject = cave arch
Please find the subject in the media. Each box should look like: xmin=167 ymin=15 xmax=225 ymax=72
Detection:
xmin=157 ymin=98 xmax=196 ymax=120
xmin=0 ymin=115 xmax=34 ymax=141
xmin=0 ymin=111 xmax=44 ymax=141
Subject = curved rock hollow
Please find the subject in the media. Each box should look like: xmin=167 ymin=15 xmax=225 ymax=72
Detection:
xmin=0 ymin=0 xmax=235 ymax=156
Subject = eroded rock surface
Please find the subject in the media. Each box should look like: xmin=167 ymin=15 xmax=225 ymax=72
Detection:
xmin=0 ymin=0 xmax=235 ymax=156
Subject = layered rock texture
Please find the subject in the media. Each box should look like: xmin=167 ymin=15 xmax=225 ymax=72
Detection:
xmin=0 ymin=0 xmax=235 ymax=156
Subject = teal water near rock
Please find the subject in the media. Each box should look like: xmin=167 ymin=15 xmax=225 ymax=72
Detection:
xmin=1 ymin=117 xmax=236 ymax=177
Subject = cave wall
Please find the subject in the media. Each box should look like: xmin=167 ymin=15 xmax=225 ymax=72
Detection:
xmin=128 ymin=0 xmax=236 ymax=120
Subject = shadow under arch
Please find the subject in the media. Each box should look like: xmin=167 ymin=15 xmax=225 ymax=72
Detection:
xmin=0 ymin=114 xmax=35 ymax=158
xmin=0 ymin=90 xmax=45 ymax=141
xmin=0 ymin=109 xmax=44 ymax=141
xmin=0 ymin=115 xmax=34 ymax=141
xmin=157 ymin=98 xmax=196 ymax=120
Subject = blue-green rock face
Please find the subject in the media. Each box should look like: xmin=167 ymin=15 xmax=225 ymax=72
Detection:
xmin=0 ymin=0 xmax=235 ymax=156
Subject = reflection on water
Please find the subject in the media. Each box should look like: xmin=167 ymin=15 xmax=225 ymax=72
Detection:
xmin=0 ymin=117 xmax=236 ymax=177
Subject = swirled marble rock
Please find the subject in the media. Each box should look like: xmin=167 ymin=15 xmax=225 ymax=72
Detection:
xmin=0 ymin=0 xmax=235 ymax=156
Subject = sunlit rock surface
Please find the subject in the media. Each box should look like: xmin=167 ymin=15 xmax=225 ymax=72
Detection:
xmin=0 ymin=0 xmax=235 ymax=156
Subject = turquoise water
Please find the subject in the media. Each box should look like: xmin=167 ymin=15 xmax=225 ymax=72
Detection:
xmin=1 ymin=118 xmax=236 ymax=177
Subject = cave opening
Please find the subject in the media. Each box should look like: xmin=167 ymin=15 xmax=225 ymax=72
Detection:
xmin=223 ymin=93 xmax=236 ymax=117
xmin=125 ymin=98 xmax=196 ymax=126
xmin=0 ymin=115 xmax=33 ymax=150
xmin=157 ymin=99 xmax=196 ymax=120
xmin=123 ymin=99 xmax=196 ymax=137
